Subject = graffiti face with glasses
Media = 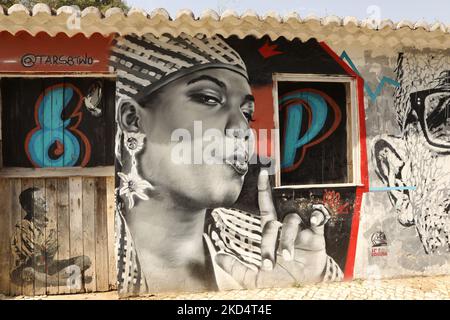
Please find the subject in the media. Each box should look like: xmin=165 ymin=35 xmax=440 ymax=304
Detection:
xmin=372 ymin=70 xmax=450 ymax=255
xmin=409 ymin=71 xmax=450 ymax=153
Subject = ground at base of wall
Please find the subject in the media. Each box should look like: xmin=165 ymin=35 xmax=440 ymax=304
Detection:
xmin=2 ymin=275 xmax=450 ymax=300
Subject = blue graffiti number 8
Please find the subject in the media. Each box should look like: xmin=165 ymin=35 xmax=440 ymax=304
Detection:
xmin=27 ymin=86 xmax=82 ymax=167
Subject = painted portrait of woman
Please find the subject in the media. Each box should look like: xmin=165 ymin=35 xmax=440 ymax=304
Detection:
xmin=110 ymin=33 xmax=343 ymax=296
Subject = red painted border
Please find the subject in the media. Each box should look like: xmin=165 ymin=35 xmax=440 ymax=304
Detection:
xmin=319 ymin=42 xmax=370 ymax=280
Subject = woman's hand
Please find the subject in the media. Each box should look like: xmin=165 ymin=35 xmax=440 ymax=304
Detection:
xmin=215 ymin=168 xmax=330 ymax=288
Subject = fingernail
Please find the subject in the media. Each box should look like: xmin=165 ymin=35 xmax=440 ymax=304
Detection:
xmin=310 ymin=216 xmax=319 ymax=226
xmin=262 ymin=259 xmax=273 ymax=271
xmin=282 ymin=249 xmax=292 ymax=261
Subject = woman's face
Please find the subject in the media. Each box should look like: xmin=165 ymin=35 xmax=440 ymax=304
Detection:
xmin=133 ymin=68 xmax=255 ymax=209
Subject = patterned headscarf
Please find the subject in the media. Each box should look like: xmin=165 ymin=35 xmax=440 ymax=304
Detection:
xmin=110 ymin=33 xmax=248 ymax=104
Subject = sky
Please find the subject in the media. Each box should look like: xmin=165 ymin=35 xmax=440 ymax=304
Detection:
xmin=126 ymin=0 xmax=450 ymax=23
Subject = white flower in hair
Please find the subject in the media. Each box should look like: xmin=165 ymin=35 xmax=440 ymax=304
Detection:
xmin=118 ymin=168 xmax=154 ymax=209
xmin=124 ymin=132 xmax=146 ymax=156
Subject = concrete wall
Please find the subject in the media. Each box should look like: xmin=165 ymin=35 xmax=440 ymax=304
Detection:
xmin=1 ymin=31 xmax=448 ymax=297
xmin=111 ymin=33 xmax=449 ymax=295
xmin=336 ymin=45 xmax=450 ymax=280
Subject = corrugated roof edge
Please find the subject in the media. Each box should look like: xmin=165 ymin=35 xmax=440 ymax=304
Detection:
xmin=1 ymin=4 xmax=448 ymax=32
xmin=0 ymin=3 xmax=449 ymax=50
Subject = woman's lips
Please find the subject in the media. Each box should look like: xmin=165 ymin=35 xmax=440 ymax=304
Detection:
xmin=225 ymin=151 xmax=249 ymax=175
xmin=225 ymin=159 xmax=249 ymax=175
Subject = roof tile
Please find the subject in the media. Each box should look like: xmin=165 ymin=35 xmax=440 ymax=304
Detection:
xmin=0 ymin=4 xmax=448 ymax=50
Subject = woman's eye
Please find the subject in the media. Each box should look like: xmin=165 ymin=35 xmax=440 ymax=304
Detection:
xmin=242 ymin=101 xmax=255 ymax=123
xmin=242 ymin=111 xmax=254 ymax=123
xmin=191 ymin=93 xmax=222 ymax=106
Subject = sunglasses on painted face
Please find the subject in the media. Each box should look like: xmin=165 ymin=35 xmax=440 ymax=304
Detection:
xmin=409 ymin=71 xmax=450 ymax=152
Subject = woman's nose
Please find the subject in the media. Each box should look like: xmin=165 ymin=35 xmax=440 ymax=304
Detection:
xmin=226 ymin=127 xmax=248 ymax=139
xmin=225 ymin=110 xmax=250 ymax=140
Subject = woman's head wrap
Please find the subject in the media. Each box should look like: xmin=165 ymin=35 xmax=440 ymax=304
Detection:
xmin=110 ymin=33 xmax=248 ymax=104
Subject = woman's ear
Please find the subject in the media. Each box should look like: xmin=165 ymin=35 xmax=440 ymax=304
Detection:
xmin=118 ymin=98 xmax=142 ymax=133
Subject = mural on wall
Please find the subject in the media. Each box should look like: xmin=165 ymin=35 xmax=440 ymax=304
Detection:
xmin=10 ymin=187 xmax=91 ymax=290
xmin=371 ymin=52 xmax=450 ymax=255
xmin=0 ymin=33 xmax=122 ymax=297
xmin=205 ymin=184 xmax=356 ymax=286
xmin=356 ymin=49 xmax=450 ymax=278
xmin=1 ymin=78 xmax=116 ymax=168
xmin=111 ymin=33 xmax=362 ymax=295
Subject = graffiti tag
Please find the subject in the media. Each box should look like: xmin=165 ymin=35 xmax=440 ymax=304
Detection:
xmin=340 ymin=51 xmax=400 ymax=102
xmin=279 ymin=89 xmax=342 ymax=173
xmin=25 ymin=84 xmax=91 ymax=167
xmin=21 ymin=54 xmax=95 ymax=68
xmin=322 ymin=189 xmax=351 ymax=214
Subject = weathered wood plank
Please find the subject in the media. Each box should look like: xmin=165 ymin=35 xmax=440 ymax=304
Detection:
xmin=0 ymin=179 xmax=11 ymax=295
xmin=69 ymin=177 xmax=83 ymax=294
xmin=56 ymin=178 xmax=70 ymax=294
xmin=33 ymin=179 xmax=46 ymax=296
xmin=44 ymin=178 xmax=59 ymax=295
xmin=0 ymin=80 xmax=3 ymax=169
xmin=9 ymin=179 xmax=22 ymax=296
xmin=21 ymin=178 xmax=34 ymax=297
xmin=0 ymin=141 xmax=3 ymax=171
xmin=95 ymin=178 xmax=109 ymax=292
xmin=82 ymin=177 xmax=96 ymax=293
xmin=106 ymin=176 xmax=117 ymax=290
xmin=0 ymin=166 xmax=114 ymax=178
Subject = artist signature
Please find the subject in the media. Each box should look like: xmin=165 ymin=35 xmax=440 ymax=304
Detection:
xmin=21 ymin=53 xmax=95 ymax=68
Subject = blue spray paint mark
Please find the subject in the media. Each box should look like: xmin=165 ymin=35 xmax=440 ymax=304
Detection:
xmin=369 ymin=186 xmax=417 ymax=192
xmin=340 ymin=51 xmax=400 ymax=102
xmin=280 ymin=92 xmax=328 ymax=169
xmin=28 ymin=87 xmax=81 ymax=167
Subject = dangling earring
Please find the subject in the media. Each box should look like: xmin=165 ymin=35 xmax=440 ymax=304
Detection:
xmin=117 ymin=132 xmax=154 ymax=209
